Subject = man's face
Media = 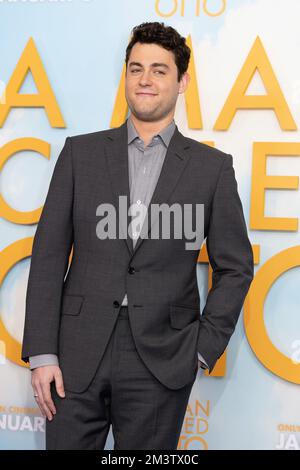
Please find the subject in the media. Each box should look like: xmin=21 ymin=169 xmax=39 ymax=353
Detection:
xmin=125 ymin=42 xmax=189 ymax=122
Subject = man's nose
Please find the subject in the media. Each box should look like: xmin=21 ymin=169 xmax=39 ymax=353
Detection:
xmin=138 ymin=70 xmax=152 ymax=86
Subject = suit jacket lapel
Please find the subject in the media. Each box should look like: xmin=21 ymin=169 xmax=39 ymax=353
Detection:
xmin=104 ymin=121 xmax=133 ymax=256
xmin=104 ymin=120 xmax=192 ymax=260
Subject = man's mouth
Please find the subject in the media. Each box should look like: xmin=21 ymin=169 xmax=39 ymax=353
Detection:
xmin=136 ymin=92 xmax=157 ymax=97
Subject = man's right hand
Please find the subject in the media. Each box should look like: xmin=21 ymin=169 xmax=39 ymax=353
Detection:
xmin=31 ymin=365 xmax=65 ymax=420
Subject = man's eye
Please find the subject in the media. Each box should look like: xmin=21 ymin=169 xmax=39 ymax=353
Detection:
xmin=130 ymin=69 xmax=164 ymax=75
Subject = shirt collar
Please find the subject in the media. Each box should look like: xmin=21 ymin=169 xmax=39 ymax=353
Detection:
xmin=127 ymin=114 xmax=176 ymax=148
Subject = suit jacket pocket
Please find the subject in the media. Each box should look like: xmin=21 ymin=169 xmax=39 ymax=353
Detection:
xmin=169 ymin=304 xmax=200 ymax=329
xmin=61 ymin=294 xmax=84 ymax=316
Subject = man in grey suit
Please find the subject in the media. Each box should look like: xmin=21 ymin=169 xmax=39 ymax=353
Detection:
xmin=21 ymin=22 xmax=254 ymax=449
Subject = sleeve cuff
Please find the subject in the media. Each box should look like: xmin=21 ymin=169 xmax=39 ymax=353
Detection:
xmin=29 ymin=354 xmax=59 ymax=370
xmin=197 ymin=352 xmax=209 ymax=369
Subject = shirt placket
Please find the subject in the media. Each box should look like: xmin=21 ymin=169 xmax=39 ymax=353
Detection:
xmin=131 ymin=140 xmax=156 ymax=245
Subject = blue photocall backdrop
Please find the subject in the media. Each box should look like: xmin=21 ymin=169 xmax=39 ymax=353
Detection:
xmin=0 ymin=0 xmax=300 ymax=450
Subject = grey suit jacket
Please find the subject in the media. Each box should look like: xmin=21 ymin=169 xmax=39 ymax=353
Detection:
xmin=21 ymin=120 xmax=254 ymax=393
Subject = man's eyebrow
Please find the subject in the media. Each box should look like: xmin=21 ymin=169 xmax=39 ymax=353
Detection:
xmin=128 ymin=61 xmax=169 ymax=69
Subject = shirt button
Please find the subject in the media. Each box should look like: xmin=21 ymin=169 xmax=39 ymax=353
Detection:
xmin=137 ymin=200 xmax=141 ymax=205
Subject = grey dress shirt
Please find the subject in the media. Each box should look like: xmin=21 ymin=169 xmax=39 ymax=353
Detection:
xmin=29 ymin=115 xmax=208 ymax=370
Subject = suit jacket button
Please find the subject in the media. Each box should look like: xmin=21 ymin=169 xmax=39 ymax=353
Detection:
xmin=113 ymin=301 xmax=120 ymax=308
xmin=128 ymin=266 xmax=135 ymax=274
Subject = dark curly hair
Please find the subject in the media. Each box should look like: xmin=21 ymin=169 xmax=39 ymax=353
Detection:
xmin=125 ymin=22 xmax=191 ymax=82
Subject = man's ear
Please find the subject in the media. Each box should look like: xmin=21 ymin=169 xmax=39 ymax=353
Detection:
xmin=178 ymin=72 xmax=190 ymax=94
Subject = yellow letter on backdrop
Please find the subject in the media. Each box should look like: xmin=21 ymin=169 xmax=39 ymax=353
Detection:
xmin=0 ymin=37 xmax=65 ymax=128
